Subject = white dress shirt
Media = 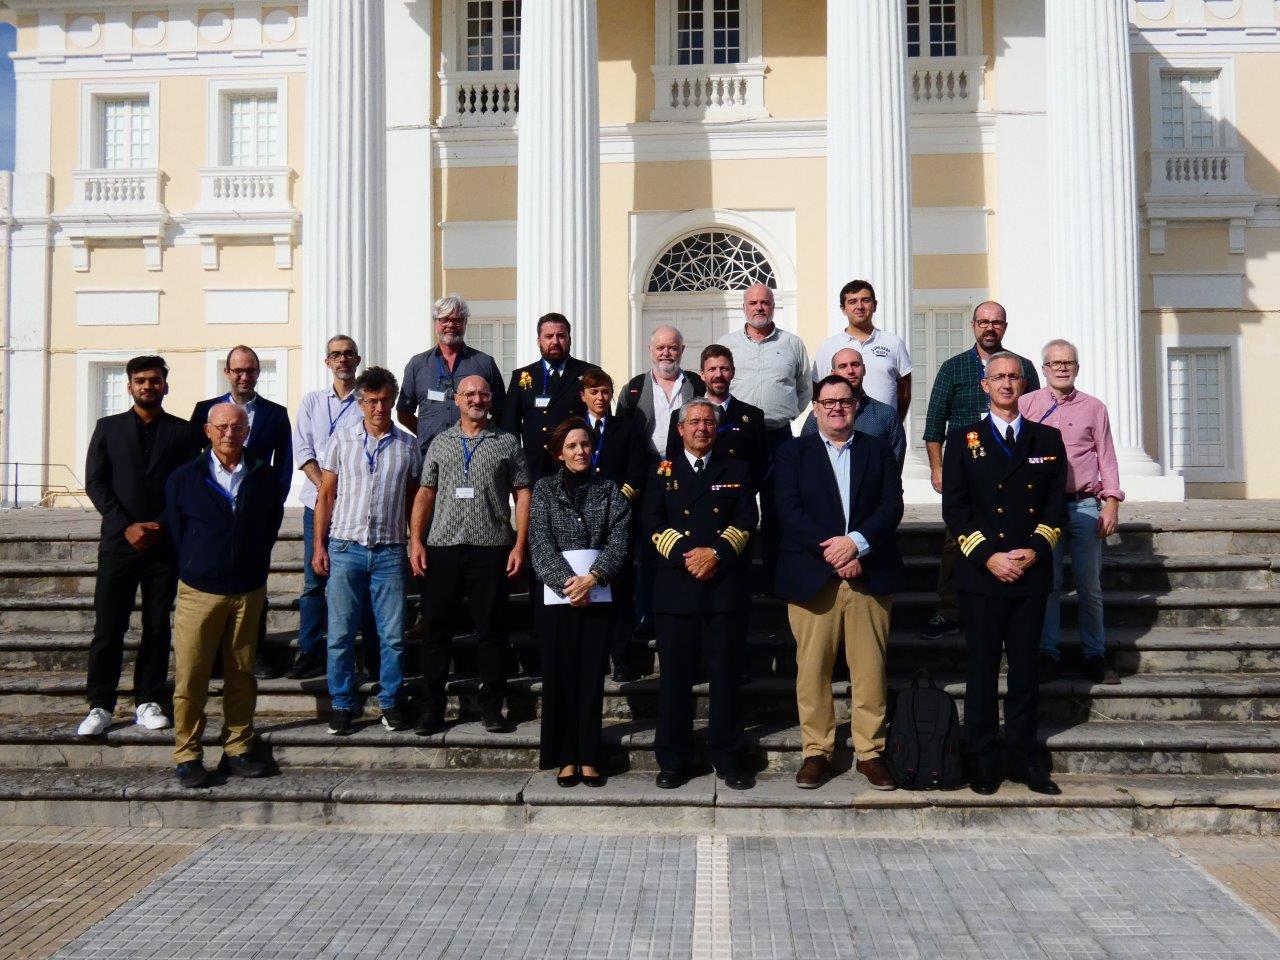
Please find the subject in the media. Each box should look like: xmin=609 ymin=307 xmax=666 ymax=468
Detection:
xmin=652 ymin=372 xmax=686 ymax=454
xmin=208 ymin=450 xmax=247 ymax=500
xmin=817 ymin=430 xmax=870 ymax=557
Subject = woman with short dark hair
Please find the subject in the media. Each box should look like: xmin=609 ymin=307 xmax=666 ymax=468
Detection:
xmin=528 ymin=417 xmax=631 ymax=787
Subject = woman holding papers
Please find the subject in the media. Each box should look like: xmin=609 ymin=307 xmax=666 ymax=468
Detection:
xmin=529 ymin=417 xmax=633 ymax=787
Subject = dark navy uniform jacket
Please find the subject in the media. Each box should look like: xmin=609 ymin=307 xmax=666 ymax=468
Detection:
xmin=500 ymin=356 xmax=597 ymax=481
xmin=666 ymin=395 xmax=768 ymax=488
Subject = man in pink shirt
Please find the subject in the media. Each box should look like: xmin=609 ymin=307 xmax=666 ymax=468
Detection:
xmin=1019 ymin=339 xmax=1123 ymax=685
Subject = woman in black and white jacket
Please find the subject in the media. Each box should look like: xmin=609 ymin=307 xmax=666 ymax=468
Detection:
xmin=529 ymin=417 xmax=631 ymax=787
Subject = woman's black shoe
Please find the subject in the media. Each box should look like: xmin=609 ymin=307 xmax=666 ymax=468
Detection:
xmin=581 ymin=772 xmax=606 ymax=788
xmin=557 ymin=769 xmax=581 ymax=787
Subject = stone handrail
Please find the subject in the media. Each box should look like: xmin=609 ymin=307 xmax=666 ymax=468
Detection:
xmin=908 ymin=56 xmax=986 ymax=112
xmin=1149 ymin=149 xmax=1249 ymax=196
xmin=70 ymin=169 xmax=163 ymax=209
xmin=650 ymin=62 xmax=767 ymax=122
xmin=197 ymin=166 xmax=293 ymax=210
xmin=439 ymin=69 xmax=520 ymax=127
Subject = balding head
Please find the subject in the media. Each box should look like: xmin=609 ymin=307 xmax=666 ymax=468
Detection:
xmin=205 ymin=402 xmax=249 ymax=463
xmin=971 ymin=300 xmax=1008 ymax=353
xmin=454 ymin=374 xmax=494 ymax=424
xmin=649 ymin=325 xmax=685 ymax=379
xmin=742 ymin=282 xmax=776 ymax=330
xmin=830 ymin=347 xmax=866 ymax=392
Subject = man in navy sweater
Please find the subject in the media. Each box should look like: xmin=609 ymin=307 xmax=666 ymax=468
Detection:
xmin=164 ymin=403 xmax=285 ymax=789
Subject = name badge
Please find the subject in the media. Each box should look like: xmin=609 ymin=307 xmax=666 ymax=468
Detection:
xmin=427 ymin=389 xmax=447 ymax=403
xmin=455 ymin=487 xmax=475 ymax=499
xmin=534 ymin=396 xmax=551 ymax=408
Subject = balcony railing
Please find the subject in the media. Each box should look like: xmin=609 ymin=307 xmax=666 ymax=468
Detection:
xmin=908 ymin=56 xmax=986 ymax=113
xmin=1148 ymin=149 xmax=1250 ymax=197
xmin=651 ymin=62 xmax=767 ymax=122
xmin=439 ymin=69 xmax=520 ymax=127
xmin=69 ymin=169 xmax=164 ymax=212
xmin=196 ymin=166 xmax=293 ymax=212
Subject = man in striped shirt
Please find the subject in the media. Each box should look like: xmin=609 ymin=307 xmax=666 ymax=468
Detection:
xmin=312 ymin=366 xmax=423 ymax=736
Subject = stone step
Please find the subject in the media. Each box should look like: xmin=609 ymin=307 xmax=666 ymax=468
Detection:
xmin=1 ymin=766 xmax=1276 ymax=834
xmin=4 ymin=713 xmax=1280 ymax=776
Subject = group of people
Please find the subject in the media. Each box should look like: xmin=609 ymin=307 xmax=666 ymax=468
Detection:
xmin=78 ymin=277 xmax=1124 ymax=797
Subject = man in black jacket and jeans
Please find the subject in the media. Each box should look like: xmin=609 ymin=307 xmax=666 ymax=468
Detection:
xmin=164 ymin=403 xmax=285 ymax=788
xmin=79 ymin=355 xmax=197 ymax=739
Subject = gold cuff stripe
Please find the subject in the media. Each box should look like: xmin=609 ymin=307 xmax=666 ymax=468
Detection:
xmin=620 ymin=483 xmax=637 ymax=501
xmin=652 ymin=529 xmax=683 ymax=558
xmin=958 ymin=532 xmax=986 ymax=557
xmin=722 ymin=526 xmax=750 ymax=555
xmin=1034 ymin=524 xmax=1061 ymax=549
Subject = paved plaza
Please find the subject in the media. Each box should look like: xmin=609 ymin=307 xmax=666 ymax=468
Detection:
xmin=1 ymin=827 xmax=1277 ymax=960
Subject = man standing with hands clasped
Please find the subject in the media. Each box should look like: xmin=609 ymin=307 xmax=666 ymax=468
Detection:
xmin=942 ymin=352 xmax=1066 ymax=797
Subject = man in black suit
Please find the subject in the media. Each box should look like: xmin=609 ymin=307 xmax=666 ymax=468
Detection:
xmin=580 ymin=367 xmax=649 ymax=681
xmin=641 ymin=398 xmax=758 ymax=791
xmin=189 ymin=345 xmax=293 ymax=502
xmin=500 ymin=313 xmax=598 ymax=481
xmin=774 ymin=375 xmax=906 ymax=791
xmin=190 ymin=344 xmax=293 ymax=678
xmin=79 ymin=355 xmax=199 ymax=738
xmin=942 ymin=351 xmax=1067 ymax=796
xmin=665 ymin=344 xmax=767 ymax=488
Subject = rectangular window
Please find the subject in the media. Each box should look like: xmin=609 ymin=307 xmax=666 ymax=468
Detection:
xmin=465 ymin=0 xmax=521 ymax=71
xmin=227 ymin=93 xmax=279 ymax=166
xmin=1160 ymin=71 xmax=1218 ymax=150
xmin=1168 ymin=348 xmax=1228 ymax=470
xmin=677 ymin=0 xmax=741 ymax=66
xmin=95 ymin=364 xmax=130 ymax=420
xmin=100 ymin=97 xmax=151 ymax=169
xmin=909 ymin=307 xmax=970 ymax=444
xmin=256 ymin=359 xmax=282 ymax=407
xmin=907 ymin=0 xmax=959 ymax=58
xmin=468 ymin=318 xmax=517 ymax=381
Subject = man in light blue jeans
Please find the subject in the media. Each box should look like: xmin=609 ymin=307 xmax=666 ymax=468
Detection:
xmin=311 ymin=367 xmax=424 ymax=735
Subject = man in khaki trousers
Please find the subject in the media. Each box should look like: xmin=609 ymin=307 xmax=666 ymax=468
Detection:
xmin=163 ymin=403 xmax=285 ymax=788
xmin=772 ymin=375 xmax=907 ymax=791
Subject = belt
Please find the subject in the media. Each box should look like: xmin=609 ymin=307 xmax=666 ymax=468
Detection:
xmin=1073 ymin=490 xmax=1099 ymax=502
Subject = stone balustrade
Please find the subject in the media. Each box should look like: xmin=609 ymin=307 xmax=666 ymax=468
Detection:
xmin=1149 ymin=148 xmax=1250 ymax=196
xmin=69 ymin=169 xmax=163 ymax=210
xmin=650 ymin=63 xmax=767 ymax=122
xmin=908 ymin=56 xmax=986 ymax=112
xmin=439 ymin=70 xmax=520 ymax=126
xmin=197 ymin=167 xmax=293 ymax=209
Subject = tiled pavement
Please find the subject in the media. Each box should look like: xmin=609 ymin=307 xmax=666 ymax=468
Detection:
xmin=0 ymin=828 xmax=1272 ymax=960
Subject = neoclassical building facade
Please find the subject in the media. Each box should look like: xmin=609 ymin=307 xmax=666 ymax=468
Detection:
xmin=1 ymin=0 xmax=1277 ymax=503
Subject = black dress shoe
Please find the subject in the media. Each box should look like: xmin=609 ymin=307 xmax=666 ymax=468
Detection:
xmin=176 ymin=760 xmax=209 ymax=789
xmin=611 ymin=666 xmax=639 ymax=684
xmin=581 ymin=771 xmax=606 ymax=788
xmin=220 ymin=753 xmax=268 ymax=778
xmin=253 ymin=656 xmax=279 ymax=680
xmin=415 ymin=710 xmax=445 ymax=736
xmin=970 ymin=777 xmax=1000 ymax=796
xmin=718 ymin=768 xmax=753 ymax=791
xmin=655 ymin=769 xmax=685 ymax=789
xmin=557 ymin=769 xmax=581 ymax=788
xmin=1083 ymin=655 xmax=1120 ymax=685
xmin=481 ymin=707 xmax=510 ymax=733
xmin=287 ymin=651 xmax=326 ymax=680
xmin=1010 ymin=767 xmax=1062 ymax=795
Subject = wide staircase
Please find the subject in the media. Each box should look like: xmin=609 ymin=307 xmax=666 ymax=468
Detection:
xmin=1 ymin=504 xmax=1279 ymax=834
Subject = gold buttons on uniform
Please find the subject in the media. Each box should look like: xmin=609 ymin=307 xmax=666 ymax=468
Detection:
xmin=1027 ymin=483 xmax=1034 ymax=489
xmin=998 ymin=532 xmax=1006 ymax=539
xmin=1029 ymin=507 xmax=1036 ymax=514
xmin=997 ymin=483 xmax=1003 ymax=490
xmin=683 ymin=509 xmax=691 ymax=516
xmin=713 ymin=507 xmax=720 ymax=514
xmin=685 ymin=530 xmax=691 ymax=536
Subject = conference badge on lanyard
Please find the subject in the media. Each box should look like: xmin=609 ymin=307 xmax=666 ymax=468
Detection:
xmin=364 ymin=432 xmax=395 ymax=475
xmin=457 ymin=435 xmax=485 ymax=499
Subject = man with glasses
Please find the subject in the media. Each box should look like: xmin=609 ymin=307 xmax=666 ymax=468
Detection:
xmin=800 ymin=347 xmax=906 ymax=468
xmin=942 ymin=352 xmax=1066 ymax=796
xmin=1020 ymin=339 xmax=1124 ymax=685
xmin=920 ymin=303 xmax=1039 ymax=641
xmin=288 ymin=335 xmax=380 ymax=680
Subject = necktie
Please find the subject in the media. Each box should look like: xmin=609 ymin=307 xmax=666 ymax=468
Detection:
xmin=1005 ymin=425 xmax=1015 ymax=449
xmin=694 ymin=457 xmax=704 ymax=475
xmin=549 ymin=368 xmax=562 ymax=393
xmin=592 ymin=419 xmax=603 ymax=444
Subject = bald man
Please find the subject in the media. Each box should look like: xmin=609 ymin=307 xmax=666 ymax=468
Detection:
xmin=616 ymin=325 xmax=705 ymax=459
xmin=800 ymin=348 xmax=906 ymax=467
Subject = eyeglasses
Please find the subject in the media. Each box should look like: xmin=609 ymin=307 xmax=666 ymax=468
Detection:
xmin=459 ymin=391 xmax=492 ymax=401
xmin=327 ymin=350 xmax=358 ymax=360
xmin=973 ymin=319 xmax=1008 ymax=329
xmin=226 ymin=367 xmax=258 ymax=378
xmin=210 ymin=423 xmax=249 ymax=435
xmin=435 ymin=316 xmax=466 ymax=327
xmin=361 ymin=397 xmax=395 ymax=408
xmin=984 ymin=373 xmax=1023 ymax=384
xmin=1043 ymin=360 xmax=1077 ymax=371
xmin=815 ymin=398 xmax=856 ymax=410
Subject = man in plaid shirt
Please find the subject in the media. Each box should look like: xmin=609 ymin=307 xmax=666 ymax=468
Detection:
xmin=920 ymin=301 xmax=1040 ymax=640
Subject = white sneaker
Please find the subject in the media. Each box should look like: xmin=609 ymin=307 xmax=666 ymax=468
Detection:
xmin=134 ymin=701 xmax=170 ymax=731
xmin=76 ymin=707 xmax=113 ymax=737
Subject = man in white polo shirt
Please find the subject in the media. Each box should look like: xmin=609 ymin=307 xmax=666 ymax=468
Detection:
xmin=811 ymin=280 xmax=913 ymax=421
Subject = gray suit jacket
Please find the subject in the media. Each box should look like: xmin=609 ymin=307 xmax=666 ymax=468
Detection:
xmin=615 ymin=369 xmax=705 ymax=456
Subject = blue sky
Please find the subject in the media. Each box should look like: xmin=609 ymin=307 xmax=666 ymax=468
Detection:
xmin=0 ymin=24 xmax=14 ymax=170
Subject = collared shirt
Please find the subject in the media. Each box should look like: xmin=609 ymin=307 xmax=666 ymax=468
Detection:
xmin=133 ymin=411 xmax=159 ymax=462
xmin=1019 ymin=386 xmax=1125 ymax=501
xmin=398 ymin=344 xmax=506 ymax=453
xmin=817 ymin=430 xmax=870 ymax=557
xmin=293 ymin=385 xmax=360 ymax=509
xmin=420 ymin=423 xmax=531 ymax=547
xmin=682 ymin=449 xmax=711 ymax=471
xmin=651 ymin=372 xmax=686 ymax=455
xmin=922 ymin=348 xmax=1041 ymax=444
xmin=718 ymin=325 xmax=811 ymax=429
xmin=811 ymin=326 xmax=914 ymax=412
xmin=208 ymin=450 xmax=246 ymax=500
xmin=321 ymin=421 xmax=423 ymax=546
xmin=986 ymin=409 xmax=1023 ymax=444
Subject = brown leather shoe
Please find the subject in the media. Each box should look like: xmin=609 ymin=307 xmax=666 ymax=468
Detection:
xmin=795 ymin=755 xmax=831 ymax=789
xmin=856 ymin=757 xmax=897 ymax=791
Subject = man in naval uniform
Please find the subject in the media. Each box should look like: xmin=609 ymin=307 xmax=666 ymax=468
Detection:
xmin=665 ymin=344 xmax=768 ymax=488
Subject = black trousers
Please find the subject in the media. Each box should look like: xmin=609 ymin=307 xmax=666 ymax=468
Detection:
xmin=655 ymin=612 xmax=741 ymax=773
xmin=606 ymin=565 xmax=636 ymax=669
xmin=421 ymin=545 xmax=510 ymax=714
xmin=86 ymin=547 xmax=178 ymax=711
xmin=537 ymin=603 xmax=611 ymax=769
xmin=959 ymin=590 xmax=1048 ymax=777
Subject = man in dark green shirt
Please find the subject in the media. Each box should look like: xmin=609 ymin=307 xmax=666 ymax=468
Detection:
xmin=920 ymin=301 xmax=1040 ymax=640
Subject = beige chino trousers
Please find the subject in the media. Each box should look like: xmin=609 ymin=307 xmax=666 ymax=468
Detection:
xmin=788 ymin=578 xmax=892 ymax=761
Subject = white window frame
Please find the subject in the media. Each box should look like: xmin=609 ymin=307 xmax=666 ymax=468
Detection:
xmin=907 ymin=290 xmax=984 ymax=445
xmin=1157 ymin=333 xmax=1244 ymax=484
xmin=442 ymin=0 xmax=523 ymax=74
xmin=906 ymin=0 xmax=981 ymax=59
xmin=206 ymin=77 xmax=289 ymax=168
xmin=75 ymin=350 xmax=141 ymax=478
xmin=466 ymin=300 xmax=518 ymax=383
xmin=79 ymin=81 xmax=160 ymax=169
xmin=655 ymin=0 xmax=762 ymax=68
xmin=204 ymin=347 xmax=290 ymax=409
xmin=1147 ymin=56 xmax=1237 ymax=152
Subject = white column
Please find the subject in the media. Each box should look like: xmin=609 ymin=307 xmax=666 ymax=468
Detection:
xmin=515 ymin=0 xmax=600 ymax=366
xmin=302 ymin=0 xmax=387 ymax=393
xmin=1046 ymin=0 xmax=1181 ymax=499
xmin=825 ymin=2 xmax=912 ymax=340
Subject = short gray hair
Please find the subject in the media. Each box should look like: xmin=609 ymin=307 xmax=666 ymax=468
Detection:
xmin=206 ymin=401 xmax=249 ymax=425
xmin=678 ymin=398 xmax=720 ymax=425
xmin=1041 ymin=338 xmax=1079 ymax=363
xmin=650 ymin=324 xmax=684 ymax=347
xmin=983 ymin=351 xmax=1022 ymax=375
xmin=433 ymin=294 xmax=470 ymax=322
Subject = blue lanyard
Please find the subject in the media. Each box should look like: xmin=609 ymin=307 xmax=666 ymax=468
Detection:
xmin=972 ymin=347 xmax=986 ymax=376
xmin=541 ymin=361 xmax=561 ymax=396
xmin=989 ymin=418 xmax=1016 ymax=458
xmin=436 ymin=351 xmax=456 ymax=390
xmin=715 ymin=403 xmax=734 ymax=435
xmin=204 ymin=475 xmax=237 ymax=509
xmin=326 ymin=392 xmax=356 ymax=436
xmin=460 ymin=435 xmax=486 ymax=482
xmin=363 ymin=432 xmax=395 ymax=474
xmin=1037 ymin=400 xmax=1059 ymax=424
xmin=591 ymin=418 xmax=606 ymax=468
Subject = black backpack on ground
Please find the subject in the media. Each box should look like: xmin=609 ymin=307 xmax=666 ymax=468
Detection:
xmin=885 ymin=670 xmax=964 ymax=790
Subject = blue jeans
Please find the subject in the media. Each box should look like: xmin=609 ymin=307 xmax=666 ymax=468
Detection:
xmin=1041 ymin=497 xmax=1106 ymax=660
xmin=326 ymin=539 xmax=407 ymax=712
xmin=300 ymin=506 xmax=378 ymax=663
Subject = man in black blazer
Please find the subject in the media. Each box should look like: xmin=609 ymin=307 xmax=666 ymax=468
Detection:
xmin=641 ymin=398 xmax=758 ymax=791
xmin=942 ymin=352 xmax=1067 ymax=797
xmin=189 ymin=345 xmax=293 ymax=502
xmin=774 ymin=375 xmax=906 ymax=791
xmin=665 ymin=344 xmax=767 ymax=488
xmin=500 ymin=313 xmax=598 ymax=482
xmin=79 ymin=355 xmax=199 ymax=738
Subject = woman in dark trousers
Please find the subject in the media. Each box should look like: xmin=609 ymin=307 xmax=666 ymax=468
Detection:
xmin=529 ymin=417 xmax=632 ymax=787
